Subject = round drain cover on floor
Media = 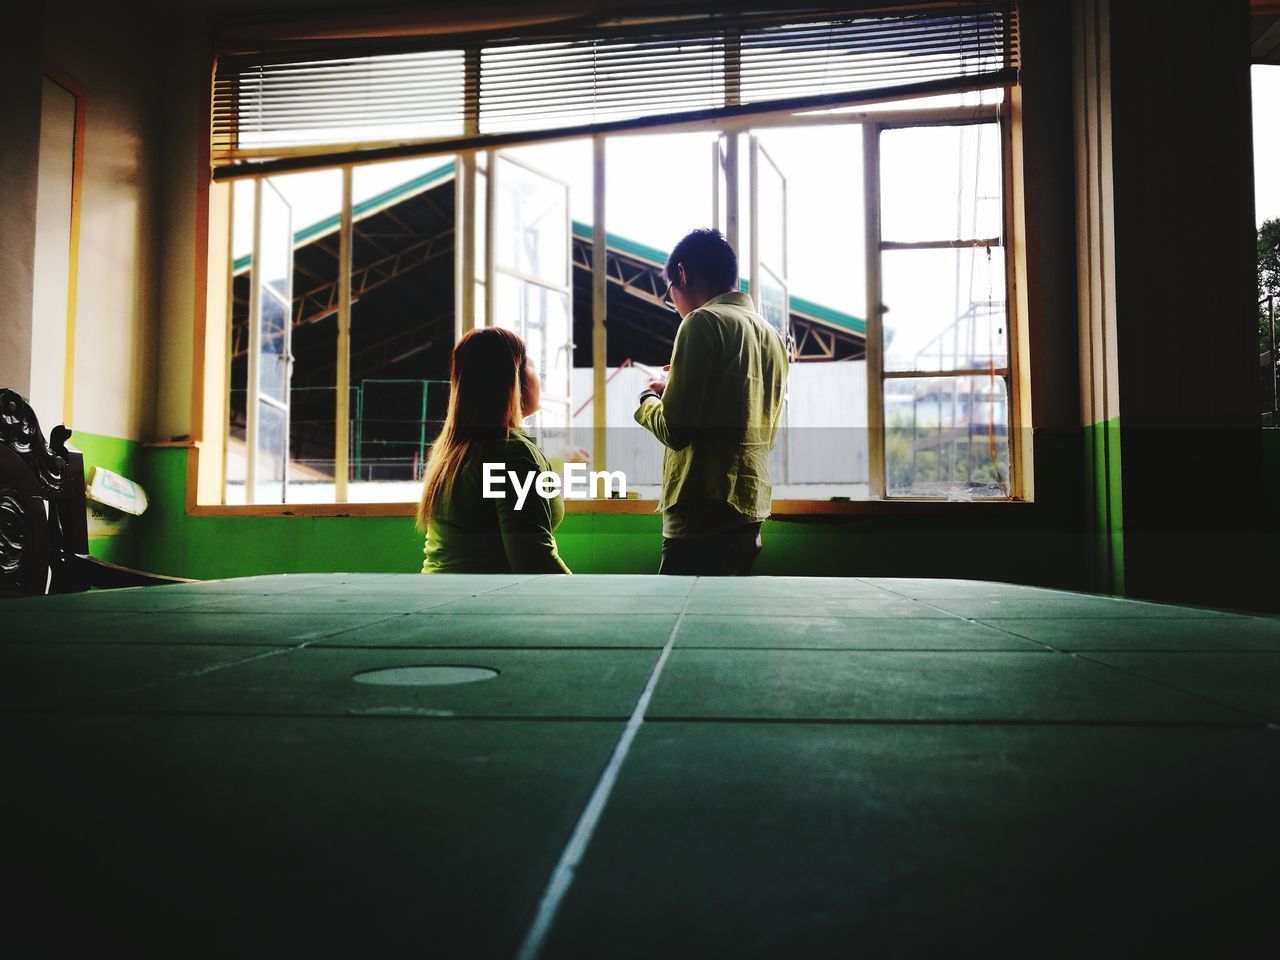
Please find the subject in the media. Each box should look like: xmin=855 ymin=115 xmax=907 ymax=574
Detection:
xmin=352 ymin=666 xmax=499 ymax=687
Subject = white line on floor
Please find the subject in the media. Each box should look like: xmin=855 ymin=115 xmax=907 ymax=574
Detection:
xmin=511 ymin=581 xmax=696 ymax=960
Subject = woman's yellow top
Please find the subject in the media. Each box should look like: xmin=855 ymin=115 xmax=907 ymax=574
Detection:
xmin=422 ymin=430 xmax=569 ymax=574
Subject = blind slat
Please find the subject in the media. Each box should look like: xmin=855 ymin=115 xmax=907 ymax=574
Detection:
xmin=212 ymin=4 xmax=1018 ymax=177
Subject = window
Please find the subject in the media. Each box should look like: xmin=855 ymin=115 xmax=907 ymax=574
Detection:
xmin=204 ymin=5 xmax=1026 ymax=508
xmin=872 ymin=118 xmax=1014 ymax=498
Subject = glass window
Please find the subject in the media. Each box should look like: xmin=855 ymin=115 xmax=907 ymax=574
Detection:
xmin=219 ymin=91 xmax=1018 ymax=508
xmin=881 ymin=124 xmax=1003 ymax=242
xmin=885 ymin=374 xmax=1010 ymax=498
xmin=881 ymin=246 xmax=1008 ymax=373
xmin=494 ymin=155 xmax=569 ymax=286
xmin=873 ymin=117 xmax=1014 ymax=499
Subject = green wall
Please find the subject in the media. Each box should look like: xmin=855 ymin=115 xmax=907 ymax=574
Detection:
xmin=74 ymin=430 xmax=145 ymax=568
xmin=118 ymin=436 xmax=1096 ymax=588
xmin=1082 ymin=416 xmax=1124 ymax=595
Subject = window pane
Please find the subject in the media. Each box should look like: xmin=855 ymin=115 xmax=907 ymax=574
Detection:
xmin=258 ymin=182 xmax=292 ymax=300
xmin=258 ymin=170 xmax=342 ymax=505
xmin=231 ymin=170 xmax=332 ymax=507
xmin=264 ymin=169 xmax=342 ymax=246
xmin=607 ymin=131 xmax=717 ymax=258
xmin=494 ymin=272 xmax=572 ymax=405
xmin=255 ymin=399 xmax=287 ymax=504
xmin=232 ymin=180 xmax=255 ymax=263
xmin=286 ymin=386 xmax=338 ymax=505
xmin=584 ymin=130 xmax=716 ymax=498
xmin=881 ymin=123 xmax=1002 ymax=242
xmin=346 ymin=159 xmax=456 ymax=502
xmin=772 ymin=361 xmax=869 ymax=499
xmin=258 ymin=290 xmax=290 ymax=402
xmin=881 ymin=246 xmax=1007 ymax=372
xmin=497 ymin=140 xmax=593 ymax=226
xmin=495 ymin=155 xmax=568 ymax=286
xmin=347 ymin=382 xmax=449 ymax=504
xmin=756 ymin=146 xmax=786 ymax=271
xmin=885 ymin=374 xmax=1010 ymax=498
xmin=352 ymin=157 xmax=454 ymax=209
xmin=758 ymin=264 xmax=787 ymax=336
xmin=750 ymin=124 xmax=863 ymax=325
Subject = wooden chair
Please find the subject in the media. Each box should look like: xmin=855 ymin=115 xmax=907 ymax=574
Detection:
xmin=0 ymin=388 xmax=191 ymax=596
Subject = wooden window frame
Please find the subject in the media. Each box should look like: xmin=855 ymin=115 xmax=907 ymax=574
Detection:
xmin=191 ymin=83 xmax=1033 ymax=518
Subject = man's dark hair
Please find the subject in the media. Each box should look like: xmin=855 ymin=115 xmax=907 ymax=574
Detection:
xmin=665 ymin=228 xmax=738 ymax=292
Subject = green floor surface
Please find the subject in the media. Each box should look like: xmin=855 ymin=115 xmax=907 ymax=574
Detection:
xmin=103 ymin=647 xmax=661 ymax=719
xmin=990 ymin=616 xmax=1280 ymax=651
xmin=312 ymin=613 xmax=680 ymax=649
xmin=4 ymin=574 xmax=1278 ymax=955
xmin=541 ymin=723 xmax=1279 ymax=957
xmin=0 ymin=643 xmax=280 ymax=710
xmin=1 ymin=714 xmax=623 ymax=958
xmin=673 ymin=615 xmax=1043 ymax=650
xmin=1081 ymin=651 xmax=1280 ymax=722
xmin=682 ymin=594 xmax=958 ymax=618
xmin=911 ymin=592 xmax=1246 ymax=620
xmin=5 ymin=610 xmax=397 ymax=646
xmin=647 ymin=649 xmax=1254 ymax=722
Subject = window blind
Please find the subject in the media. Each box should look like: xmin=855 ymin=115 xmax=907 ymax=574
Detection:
xmin=211 ymin=4 xmax=1018 ymax=179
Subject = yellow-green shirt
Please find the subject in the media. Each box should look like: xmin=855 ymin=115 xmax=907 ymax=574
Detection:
xmin=634 ymin=291 xmax=789 ymax=539
xmin=422 ymin=430 xmax=570 ymax=574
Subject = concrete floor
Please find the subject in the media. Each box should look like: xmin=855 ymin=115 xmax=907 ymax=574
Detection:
xmin=2 ymin=574 xmax=1277 ymax=956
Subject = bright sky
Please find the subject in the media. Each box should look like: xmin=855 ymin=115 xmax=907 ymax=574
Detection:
xmin=1255 ymin=65 xmax=1280 ymax=229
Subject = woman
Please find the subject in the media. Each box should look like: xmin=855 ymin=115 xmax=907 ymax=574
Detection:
xmin=417 ymin=327 xmax=570 ymax=574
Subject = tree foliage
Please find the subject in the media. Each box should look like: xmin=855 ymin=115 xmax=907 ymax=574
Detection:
xmin=1260 ymin=218 xmax=1280 ymax=352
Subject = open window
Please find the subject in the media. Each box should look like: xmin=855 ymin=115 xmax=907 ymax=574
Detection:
xmin=244 ymin=179 xmax=293 ymax=505
xmin=203 ymin=4 xmax=1026 ymax=510
xmin=486 ymin=152 xmax=574 ymax=437
xmin=871 ymin=118 xmax=1014 ymax=499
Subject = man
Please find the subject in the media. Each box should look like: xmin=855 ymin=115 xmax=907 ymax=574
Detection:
xmin=634 ymin=228 xmax=789 ymax=575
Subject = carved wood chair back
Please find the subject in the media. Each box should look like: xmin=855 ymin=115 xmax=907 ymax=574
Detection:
xmin=1 ymin=388 xmax=188 ymax=596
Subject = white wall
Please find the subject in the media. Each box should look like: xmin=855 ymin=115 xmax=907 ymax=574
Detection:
xmin=0 ymin=6 xmax=46 ymax=399
xmin=570 ymin=361 xmax=868 ymax=490
xmin=774 ymin=359 xmax=868 ymax=487
xmin=29 ymin=77 xmax=76 ymax=426
xmin=42 ymin=9 xmax=162 ymax=442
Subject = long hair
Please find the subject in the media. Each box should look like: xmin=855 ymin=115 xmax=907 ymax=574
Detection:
xmin=416 ymin=327 xmax=528 ymax=530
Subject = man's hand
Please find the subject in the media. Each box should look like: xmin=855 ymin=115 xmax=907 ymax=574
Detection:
xmin=645 ymin=379 xmax=667 ymax=397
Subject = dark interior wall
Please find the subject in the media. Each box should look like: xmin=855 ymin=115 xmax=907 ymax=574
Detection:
xmin=1020 ymin=0 xmax=1084 ymax=434
xmin=1014 ymin=0 xmax=1089 ymax=582
xmin=0 ymin=5 xmax=46 ymax=397
xmin=1107 ymin=0 xmax=1264 ymax=607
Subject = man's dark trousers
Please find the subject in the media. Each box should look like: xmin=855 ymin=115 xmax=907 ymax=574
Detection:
xmin=658 ymin=522 xmax=763 ymax=576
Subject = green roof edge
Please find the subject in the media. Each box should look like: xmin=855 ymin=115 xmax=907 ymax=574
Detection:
xmin=232 ymin=159 xmax=458 ymax=273
xmin=235 ymin=163 xmax=864 ymax=337
xmin=570 ymin=221 xmax=865 ymax=336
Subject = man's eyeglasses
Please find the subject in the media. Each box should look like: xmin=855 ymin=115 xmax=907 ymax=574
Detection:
xmin=662 ymin=281 xmax=677 ymax=312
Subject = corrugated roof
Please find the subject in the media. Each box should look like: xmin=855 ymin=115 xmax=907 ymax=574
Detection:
xmin=235 ymin=158 xmax=865 ymax=336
